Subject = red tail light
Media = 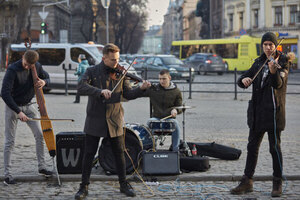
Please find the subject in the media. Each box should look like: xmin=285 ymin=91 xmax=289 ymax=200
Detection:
xmin=213 ymin=54 xmax=217 ymax=57
xmin=133 ymin=61 xmax=137 ymax=64
xmin=205 ymin=60 xmax=212 ymax=64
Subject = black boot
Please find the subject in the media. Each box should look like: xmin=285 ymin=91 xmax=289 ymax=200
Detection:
xmin=230 ymin=175 xmax=253 ymax=195
xmin=120 ymin=181 xmax=136 ymax=197
xmin=75 ymin=184 xmax=88 ymax=200
xmin=271 ymin=177 xmax=282 ymax=197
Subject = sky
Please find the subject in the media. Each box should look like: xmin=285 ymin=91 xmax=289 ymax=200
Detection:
xmin=146 ymin=0 xmax=170 ymax=29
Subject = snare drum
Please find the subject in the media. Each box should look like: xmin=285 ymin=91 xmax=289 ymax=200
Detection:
xmin=126 ymin=123 xmax=155 ymax=150
xmin=148 ymin=120 xmax=175 ymax=135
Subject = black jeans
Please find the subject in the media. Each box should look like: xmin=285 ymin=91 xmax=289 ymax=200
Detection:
xmin=244 ymin=129 xmax=283 ymax=178
xmin=81 ymin=134 xmax=126 ymax=185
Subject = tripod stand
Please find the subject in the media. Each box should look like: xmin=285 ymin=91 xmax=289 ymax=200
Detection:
xmin=176 ymin=104 xmax=194 ymax=156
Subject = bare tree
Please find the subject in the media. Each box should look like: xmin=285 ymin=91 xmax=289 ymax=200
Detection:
xmin=97 ymin=0 xmax=148 ymax=53
xmin=14 ymin=0 xmax=32 ymax=43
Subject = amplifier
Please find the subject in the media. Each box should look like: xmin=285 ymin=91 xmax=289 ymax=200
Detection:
xmin=56 ymin=132 xmax=85 ymax=174
xmin=142 ymin=151 xmax=180 ymax=175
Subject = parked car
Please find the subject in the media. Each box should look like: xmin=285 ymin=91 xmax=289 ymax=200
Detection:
xmin=141 ymin=55 xmax=195 ymax=82
xmin=184 ymin=53 xmax=226 ymax=75
xmin=131 ymin=54 xmax=152 ymax=73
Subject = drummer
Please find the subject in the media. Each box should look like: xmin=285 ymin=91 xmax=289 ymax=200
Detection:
xmin=142 ymin=69 xmax=182 ymax=152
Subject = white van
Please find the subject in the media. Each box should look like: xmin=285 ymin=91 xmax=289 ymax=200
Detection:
xmin=8 ymin=43 xmax=104 ymax=91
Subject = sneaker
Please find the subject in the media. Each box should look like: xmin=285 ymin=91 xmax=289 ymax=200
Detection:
xmin=3 ymin=177 xmax=17 ymax=186
xmin=38 ymin=169 xmax=53 ymax=177
xmin=120 ymin=181 xmax=136 ymax=197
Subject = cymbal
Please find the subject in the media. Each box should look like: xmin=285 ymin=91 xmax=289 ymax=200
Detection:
xmin=175 ymin=105 xmax=195 ymax=109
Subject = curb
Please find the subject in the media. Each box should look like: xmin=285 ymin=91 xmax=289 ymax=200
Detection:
xmin=1 ymin=174 xmax=300 ymax=183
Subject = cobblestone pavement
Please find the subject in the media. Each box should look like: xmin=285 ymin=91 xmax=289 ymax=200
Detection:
xmin=1 ymin=180 xmax=300 ymax=199
xmin=0 ymin=72 xmax=300 ymax=199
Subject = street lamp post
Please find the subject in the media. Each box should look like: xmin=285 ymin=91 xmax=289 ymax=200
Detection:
xmin=101 ymin=0 xmax=111 ymax=44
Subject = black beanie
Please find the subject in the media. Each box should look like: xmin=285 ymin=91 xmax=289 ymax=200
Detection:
xmin=261 ymin=32 xmax=278 ymax=46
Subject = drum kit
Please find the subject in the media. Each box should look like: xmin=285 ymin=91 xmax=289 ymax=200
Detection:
xmin=98 ymin=104 xmax=195 ymax=173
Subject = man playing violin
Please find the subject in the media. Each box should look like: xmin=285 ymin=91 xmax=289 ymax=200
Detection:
xmin=231 ymin=32 xmax=290 ymax=197
xmin=1 ymin=50 xmax=53 ymax=185
xmin=75 ymin=43 xmax=150 ymax=199
xmin=143 ymin=69 xmax=182 ymax=152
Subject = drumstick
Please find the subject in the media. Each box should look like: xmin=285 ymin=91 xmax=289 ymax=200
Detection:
xmin=160 ymin=115 xmax=172 ymax=121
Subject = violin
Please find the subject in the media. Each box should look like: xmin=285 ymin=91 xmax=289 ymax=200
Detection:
xmin=110 ymin=64 xmax=143 ymax=83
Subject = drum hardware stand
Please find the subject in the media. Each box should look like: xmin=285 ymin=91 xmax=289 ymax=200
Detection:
xmin=180 ymin=104 xmax=192 ymax=157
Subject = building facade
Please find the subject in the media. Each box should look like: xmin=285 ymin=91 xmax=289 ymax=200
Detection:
xmin=141 ymin=25 xmax=163 ymax=54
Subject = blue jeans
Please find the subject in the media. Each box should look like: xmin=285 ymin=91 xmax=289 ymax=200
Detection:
xmin=147 ymin=117 xmax=180 ymax=152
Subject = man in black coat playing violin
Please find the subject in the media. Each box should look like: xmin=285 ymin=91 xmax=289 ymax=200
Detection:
xmin=74 ymin=43 xmax=150 ymax=200
xmin=231 ymin=32 xmax=290 ymax=197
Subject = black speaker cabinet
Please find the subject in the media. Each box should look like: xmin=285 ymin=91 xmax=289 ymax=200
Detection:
xmin=56 ymin=132 xmax=85 ymax=174
xmin=142 ymin=151 xmax=180 ymax=175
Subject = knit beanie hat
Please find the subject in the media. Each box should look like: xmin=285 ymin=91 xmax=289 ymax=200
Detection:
xmin=261 ymin=32 xmax=278 ymax=47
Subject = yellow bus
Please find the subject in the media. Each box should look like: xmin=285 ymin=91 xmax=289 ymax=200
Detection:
xmin=171 ymin=35 xmax=298 ymax=71
xmin=171 ymin=35 xmax=262 ymax=71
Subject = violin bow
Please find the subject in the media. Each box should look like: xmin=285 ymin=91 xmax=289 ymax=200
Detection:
xmin=252 ymin=38 xmax=285 ymax=82
xmin=111 ymin=58 xmax=137 ymax=93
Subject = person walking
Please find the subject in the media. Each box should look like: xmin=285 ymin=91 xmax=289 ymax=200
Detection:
xmin=230 ymin=32 xmax=290 ymax=197
xmin=1 ymin=50 xmax=53 ymax=185
xmin=74 ymin=54 xmax=90 ymax=103
xmin=74 ymin=43 xmax=151 ymax=199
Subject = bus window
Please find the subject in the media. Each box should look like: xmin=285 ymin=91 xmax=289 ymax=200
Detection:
xmin=170 ymin=45 xmax=180 ymax=58
xmin=37 ymin=48 xmax=65 ymax=66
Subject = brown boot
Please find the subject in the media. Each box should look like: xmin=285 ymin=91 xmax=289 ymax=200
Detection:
xmin=230 ymin=175 xmax=253 ymax=195
xmin=271 ymin=177 xmax=282 ymax=197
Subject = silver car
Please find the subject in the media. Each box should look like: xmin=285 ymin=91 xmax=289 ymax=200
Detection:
xmin=184 ymin=53 xmax=226 ymax=75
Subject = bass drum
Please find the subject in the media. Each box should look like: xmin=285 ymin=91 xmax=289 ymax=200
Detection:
xmin=126 ymin=123 xmax=155 ymax=151
xmin=99 ymin=127 xmax=143 ymax=174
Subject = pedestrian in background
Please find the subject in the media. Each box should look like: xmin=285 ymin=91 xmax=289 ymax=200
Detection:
xmin=74 ymin=54 xmax=89 ymax=103
xmin=1 ymin=50 xmax=53 ymax=185
xmin=230 ymin=32 xmax=290 ymax=197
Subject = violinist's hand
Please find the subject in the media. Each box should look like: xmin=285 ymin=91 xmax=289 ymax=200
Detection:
xmin=171 ymin=109 xmax=177 ymax=117
xmin=268 ymin=56 xmax=279 ymax=74
xmin=35 ymin=79 xmax=46 ymax=89
xmin=101 ymin=89 xmax=112 ymax=99
xmin=18 ymin=112 xmax=29 ymax=122
xmin=140 ymin=80 xmax=151 ymax=90
xmin=242 ymin=77 xmax=252 ymax=88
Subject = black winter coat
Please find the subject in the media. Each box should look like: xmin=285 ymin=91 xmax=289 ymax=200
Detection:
xmin=237 ymin=52 xmax=289 ymax=132
xmin=77 ymin=61 xmax=144 ymax=138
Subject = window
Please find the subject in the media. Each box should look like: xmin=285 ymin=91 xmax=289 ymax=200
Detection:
xmin=9 ymin=48 xmax=66 ymax=66
xmin=275 ymin=6 xmax=282 ymax=26
xmin=71 ymin=48 xmax=93 ymax=65
xmin=229 ymin=14 xmax=233 ymax=31
xmin=239 ymin=12 xmax=244 ymax=29
xmin=37 ymin=49 xmax=66 ymax=66
xmin=253 ymin=9 xmax=259 ymax=28
xmin=290 ymin=5 xmax=297 ymax=25
xmin=153 ymin=58 xmax=163 ymax=66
